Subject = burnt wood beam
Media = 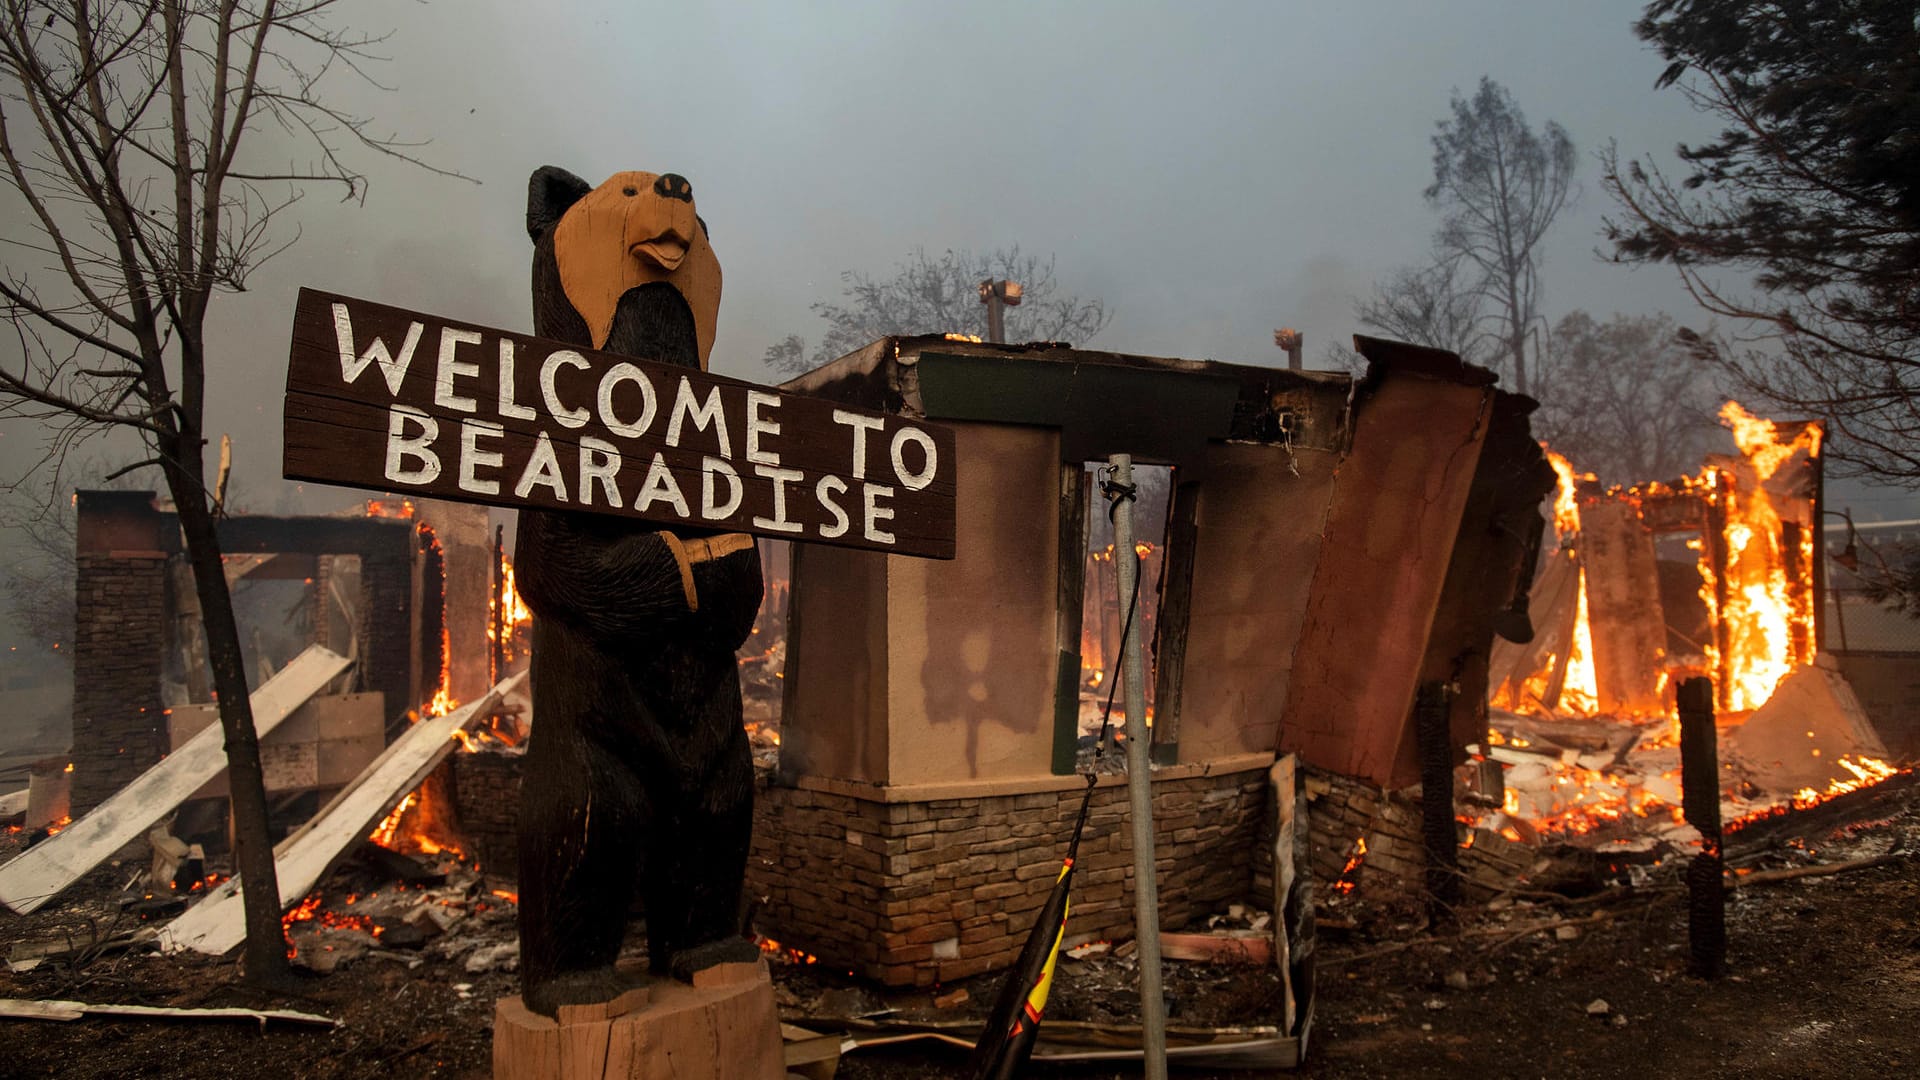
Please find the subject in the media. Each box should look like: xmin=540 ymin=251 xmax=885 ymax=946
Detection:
xmin=1051 ymin=464 xmax=1091 ymax=775
xmin=1149 ymin=478 xmax=1201 ymax=766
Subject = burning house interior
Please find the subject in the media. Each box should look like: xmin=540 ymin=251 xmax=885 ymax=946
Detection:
xmin=4 ymin=333 xmax=1919 ymax=1075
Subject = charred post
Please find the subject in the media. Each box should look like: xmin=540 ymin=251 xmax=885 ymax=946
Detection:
xmin=1415 ymin=680 xmax=1462 ymax=922
xmin=1678 ymin=676 xmax=1725 ymax=979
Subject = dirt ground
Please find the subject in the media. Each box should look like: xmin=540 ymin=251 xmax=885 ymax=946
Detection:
xmin=3 ymin=778 xmax=1916 ymax=1080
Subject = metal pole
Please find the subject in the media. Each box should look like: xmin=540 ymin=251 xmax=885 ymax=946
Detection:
xmin=1109 ymin=453 xmax=1168 ymax=1077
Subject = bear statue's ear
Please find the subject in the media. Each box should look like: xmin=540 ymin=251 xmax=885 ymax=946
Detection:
xmin=527 ymin=166 xmax=593 ymax=241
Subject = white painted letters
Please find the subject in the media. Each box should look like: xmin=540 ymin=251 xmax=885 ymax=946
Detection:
xmin=891 ymin=426 xmax=938 ymax=491
xmin=434 ymin=328 xmax=483 ymax=412
xmin=635 ymin=452 xmax=690 ymax=517
xmin=383 ymin=405 xmax=441 ymax=485
xmin=831 ymin=409 xmax=884 ymax=479
xmin=539 ymin=350 xmax=591 ymax=429
xmin=514 ymin=431 xmax=568 ymax=502
xmin=596 ymin=363 xmax=656 ymax=439
xmin=334 ymin=305 xmax=423 ymax=396
xmin=666 ymin=377 xmax=731 ymax=457
xmin=497 ymin=340 xmax=536 ymax=421
xmin=751 ymin=464 xmax=805 ymax=533
xmin=458 ymin=418 xmax=504 ymax=494
xmin=816 ymin=475 xmax=849 ymax=538
xmin=746 ymin=391 xmax=783 ymax=466
xmin=579 ymin=435 xmax=623 ymax=507
xmin=864 ymin=483 xmax=896 ymax=545
xmin=702 ymin=456 xmax=743 ymax=520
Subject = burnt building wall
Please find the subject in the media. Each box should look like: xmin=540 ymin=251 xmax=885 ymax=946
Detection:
xmin=69 ymin=492 xmax=172 ymax=815
xmin=70 ymin=551 xmax=170 ymax=814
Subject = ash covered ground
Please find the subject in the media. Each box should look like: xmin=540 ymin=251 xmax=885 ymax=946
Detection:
xmin=3 ymin=775 xmax=1917 ymax=1079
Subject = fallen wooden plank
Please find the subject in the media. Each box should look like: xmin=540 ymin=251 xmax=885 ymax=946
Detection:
xmin=6 ymin=927 xmax=156 ymax=967
xmin=0 ymin=646 xmax=352 ymax=915
xmin=0 ymin=998 xmax=338 ymax=1029
xmin=831 ymin=1016 xmax=1300 ymax=1068
xmin=159 ymin=672 xmax=525 ymax=956
xmin=1730 ymin=854 xmax=1904 ymax=888
xmin=1160 ymin=931 xmax=1273 ymax=966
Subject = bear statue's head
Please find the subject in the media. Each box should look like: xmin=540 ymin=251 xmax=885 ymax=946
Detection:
xmin=526 ymin=166 xmax=721 ymax=371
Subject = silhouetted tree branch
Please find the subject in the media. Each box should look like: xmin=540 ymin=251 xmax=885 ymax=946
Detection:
xmin=0 ymin=0 xmax=466 ymax=987
xmin=764 ymin=246 xmax=1111 ymax=375
xmin=1602 ymin=0 xmax=1920 ymax=485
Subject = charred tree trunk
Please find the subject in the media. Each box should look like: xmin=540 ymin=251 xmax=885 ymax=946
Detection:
xmin=1677 ymin=677 xmax=1724 ymax=979
xmin=161 ymin=432 xmax=291 ymax=986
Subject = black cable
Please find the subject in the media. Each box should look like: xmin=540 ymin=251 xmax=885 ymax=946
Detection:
xmin=1093 ymin=549 xmax=1143 ymax=766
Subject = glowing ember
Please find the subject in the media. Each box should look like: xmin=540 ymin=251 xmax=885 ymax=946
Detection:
xmin=364 ymin=498 xmax=415 ymax=519
xmin=757 ymin=936 xmax=820 ymax=965
xmin=368 ymin=792 xmax=417 ymax=849
xmin=1727 ymin=759 xmax=1904 ymax=830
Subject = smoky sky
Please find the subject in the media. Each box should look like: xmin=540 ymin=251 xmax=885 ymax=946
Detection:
xmin=2 ymin=0 xmax=1914 ymax=532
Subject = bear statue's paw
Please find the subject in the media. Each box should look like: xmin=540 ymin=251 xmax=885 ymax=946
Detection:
xmin=667 ymin=937 xmax=763 ymax=984
xmin=523 ymin=966 xmax=649 ymax=1019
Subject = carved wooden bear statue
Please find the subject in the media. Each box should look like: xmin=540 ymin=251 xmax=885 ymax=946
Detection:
xmin=514 ymin=166 xmax=763 ymax=1017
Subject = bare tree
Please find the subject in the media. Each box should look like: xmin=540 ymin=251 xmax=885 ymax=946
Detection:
xmin=2 ymin=456 xmax=143 ymax=653
xmin=1425 ymin=77 xmax=1576 ymax=395
xmin=765 ymin=246 xmax=1111 ymax=375
xmin=1353 ymin=256 xmax=1498 ymax=368
xmin=1532 ymin=310 xmax=1722 ymax=485
xmin=0 ymin=1 xmax=461 ymax=985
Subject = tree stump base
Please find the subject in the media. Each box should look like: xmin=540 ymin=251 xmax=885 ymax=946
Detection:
xmin=493 ymin=959 xmax=783 ymax=1080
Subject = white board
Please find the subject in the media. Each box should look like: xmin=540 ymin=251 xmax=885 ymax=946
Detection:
xmin=0 ymin=645 xmax=351 ymax=915
xmin=159 ymin=671 xmax=525 ymax=956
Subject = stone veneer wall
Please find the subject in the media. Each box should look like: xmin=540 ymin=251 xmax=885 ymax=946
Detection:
xmin=748 ymin=765 xmax=1271 ymax=987
xmin=1303 ymin=764 xmax=1532 ymax=901
xmin=70 ymin=552 xmax=170 ymax=814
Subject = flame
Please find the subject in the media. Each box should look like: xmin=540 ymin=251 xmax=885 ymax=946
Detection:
xmin=1493 ymin=451 xmax=1601 ymax=717
xmin=1698 ymin=402 xmax=1821 ymax=712
xmin=1330 ymin=836 xmax=1367 ymax=896
xmin=1480 ymin=405 xmax=1856 ymax=842
xmin=488 ymin=550 xmax=534 ymax=664
xmin=1561 ymin=570 xmax=1600 ymax=714
xmin=364 ymin=498 xmax=416 ymax=519
xmin=1546 ymin=450 xmax=1583 ymax=545
xmin=1727 ymin=759 xmax=1905 ymax=830
xmin=369 ymin=792 xmax=417 ymax=849
xmin=757 ymin=936 xmax=820 ymax=965
xmin=1721 ymin=401 xmax=1821 ymax=481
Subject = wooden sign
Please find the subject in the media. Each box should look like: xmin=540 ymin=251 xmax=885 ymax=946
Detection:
xmin=283 ymin=289 xmax=955 ymax=558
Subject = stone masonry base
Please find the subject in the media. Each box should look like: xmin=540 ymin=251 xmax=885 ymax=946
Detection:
xmin=747 ymin=764 xmax=1272 ymax=988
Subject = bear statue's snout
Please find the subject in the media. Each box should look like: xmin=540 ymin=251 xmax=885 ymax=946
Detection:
xmin=653 ymin=173 xmax=692 ymax=203
xmin=630 ymin=226 xmax=691 ymax=272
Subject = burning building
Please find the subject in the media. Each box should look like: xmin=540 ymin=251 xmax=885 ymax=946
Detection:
xmin=1459 ymin=402 xmax=1905 ymax=856
xmin=746 ymin=334 xmax=1547 ymax=986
